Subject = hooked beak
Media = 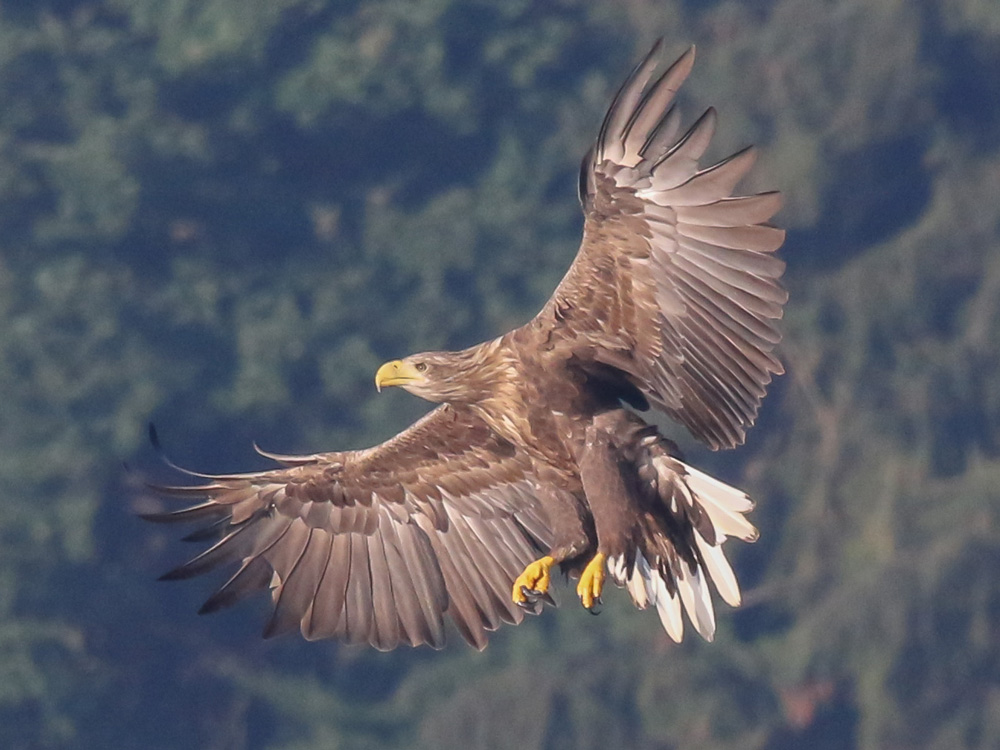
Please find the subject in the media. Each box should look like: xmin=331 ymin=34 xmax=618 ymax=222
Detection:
xmin=375 ymin=359 xmax=423 ymax=392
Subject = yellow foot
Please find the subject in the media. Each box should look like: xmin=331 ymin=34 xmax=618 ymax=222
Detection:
xmin=576 ymin=553 xmax=606 ymax=611
xmin=512 ymin=555 xmax=555 ymax=604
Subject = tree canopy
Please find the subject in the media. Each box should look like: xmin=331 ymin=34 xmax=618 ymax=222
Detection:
xmin=1 ymin=1 xmax=999 ymax=748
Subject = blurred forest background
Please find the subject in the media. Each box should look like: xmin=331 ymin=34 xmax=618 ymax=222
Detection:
xmin=1 ymin=0 xmax=999 ymax=748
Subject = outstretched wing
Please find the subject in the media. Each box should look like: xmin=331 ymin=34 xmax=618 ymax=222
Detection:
xmin=144 ymin=404 xmax=553 ymax=651
xmin=538 ymin=42 xmax=786 ymax=449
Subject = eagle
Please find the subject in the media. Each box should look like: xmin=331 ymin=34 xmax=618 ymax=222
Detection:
xmin=146 ymin=41 xmax=785 ymax=651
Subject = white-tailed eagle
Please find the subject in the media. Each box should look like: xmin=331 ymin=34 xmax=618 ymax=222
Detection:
xmin=146 ymin=41 xmax=785 ymax=651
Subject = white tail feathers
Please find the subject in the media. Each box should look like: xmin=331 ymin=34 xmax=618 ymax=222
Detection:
xmin=652 ymin=568 xmax=684 ymax=642
xmin=695 ymin=535 xmax=741 ymax=607
xmin=609 ymin=456 xmax=757 ymax=643
xmin=684 ymin=464 xmax=759 ymax=542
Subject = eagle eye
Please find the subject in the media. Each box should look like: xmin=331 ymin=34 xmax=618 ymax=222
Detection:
xmin=414 ymin=362 xmax=427 ymax=373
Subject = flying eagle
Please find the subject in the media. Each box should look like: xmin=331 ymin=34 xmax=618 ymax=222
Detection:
xmin=146 ymin=41 xmax=785 ymax=651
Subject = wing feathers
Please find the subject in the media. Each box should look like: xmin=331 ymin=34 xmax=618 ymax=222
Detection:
xmin=265 ymin=526 xmax=326 ymax=639
xmin=672 ymin=244 xmax=786 ymax=305
xmin=671 ymin=242 xmax=784 ymax=319
xmin=199 ymin=555 xmax=273 ymax=615
xmin=634 ymin=52 xmax=695 ymax=159
xmin=342 ymin=534 xmax=374 ymax=645
xmin=379 ymin=514 xmax=444 ymax=647
xmin=159 ymin=515 xmax=278 ymax=581
xmin=444 ymin=510 xmax=518 ymax=627
xmin=672 ymin=268 xmax=783 ymax=351
xmin=367 ymin=525 xmax=401 ymax=650
xmin=541 ymin=43 xmax=784 ymax=449
xmin=651 ymin=108 xmax=717 ymax=189
xmin=441 ymin=520 xmax=508 ymax=633
xmin=679 ymin=223 xmax=786 ymax=254
xmin=599 ymin=39 xmax=665 ymax=165
xmin=652 ymin=146 xmax=759 ymax=203
xmin=303 ymin=532 xmax=351 ymax=640
xmin=150 ymin=404 xmax=550 ymax=650
xmin=426 ymin=526 xmax=490 ymax=649
xmin=674 ymin=192 xmax=782 ymax=227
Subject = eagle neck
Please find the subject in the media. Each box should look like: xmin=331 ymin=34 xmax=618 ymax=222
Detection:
xmin=441 ymin=338 xmax=514 ymax=404
xmin=445 ymin=337 xmax=524 ymax=442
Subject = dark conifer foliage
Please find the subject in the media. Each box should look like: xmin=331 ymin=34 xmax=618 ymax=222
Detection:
xmin=1 ymin=1 xmax=999 ymax=748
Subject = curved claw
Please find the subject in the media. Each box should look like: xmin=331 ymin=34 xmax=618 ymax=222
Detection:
xmin=586 ymin=597 xmax=603 ymax=615
xmin=516 ymin=587 xmax=539 ymax=612
xmin=512 ymin=556 xmax=555 ymax=605
xmin=531 ymin=588 xmax=556 ymax=608
xmin=517 ymin=585 xmax=556 ymax=611
xmin=516 ymin=588 xmax=536 ymax=612
xmin=576 ymin=552 xmax=606 ymax=611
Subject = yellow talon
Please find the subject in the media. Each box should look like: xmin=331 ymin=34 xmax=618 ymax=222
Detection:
xmin=576 ymin=553 xmax=606 ymax=610
xmin=512 ymin=555 xmax=555 ymax=603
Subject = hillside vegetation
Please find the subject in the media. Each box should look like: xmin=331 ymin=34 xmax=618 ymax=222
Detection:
xmin=1 ymin=1 xmax=998 ymax=748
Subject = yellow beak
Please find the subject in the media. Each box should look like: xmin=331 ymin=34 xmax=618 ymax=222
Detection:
xmin=375 ymin=359 xmax=422 ymax=392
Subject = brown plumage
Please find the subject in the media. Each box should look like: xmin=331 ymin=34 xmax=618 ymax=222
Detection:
xmin=145 ymin=41 xmax=785 ymax=650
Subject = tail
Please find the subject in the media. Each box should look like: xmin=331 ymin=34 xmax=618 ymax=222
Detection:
xmin=607 ymin=428 xmax=758 ymax=643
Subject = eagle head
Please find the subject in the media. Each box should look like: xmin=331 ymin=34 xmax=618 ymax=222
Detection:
xmin=375 ymin=350 xmax=492 ymax=403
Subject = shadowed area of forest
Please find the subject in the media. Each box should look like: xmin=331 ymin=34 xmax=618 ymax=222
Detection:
xmin=1 ymin=1 xmax=999 ymax=748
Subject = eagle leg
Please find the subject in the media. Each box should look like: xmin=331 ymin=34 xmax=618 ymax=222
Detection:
xmin=512 ymin=555 xmax=555 ymax=608
xmin=576 ymin=552 xmax=606 ymax=612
